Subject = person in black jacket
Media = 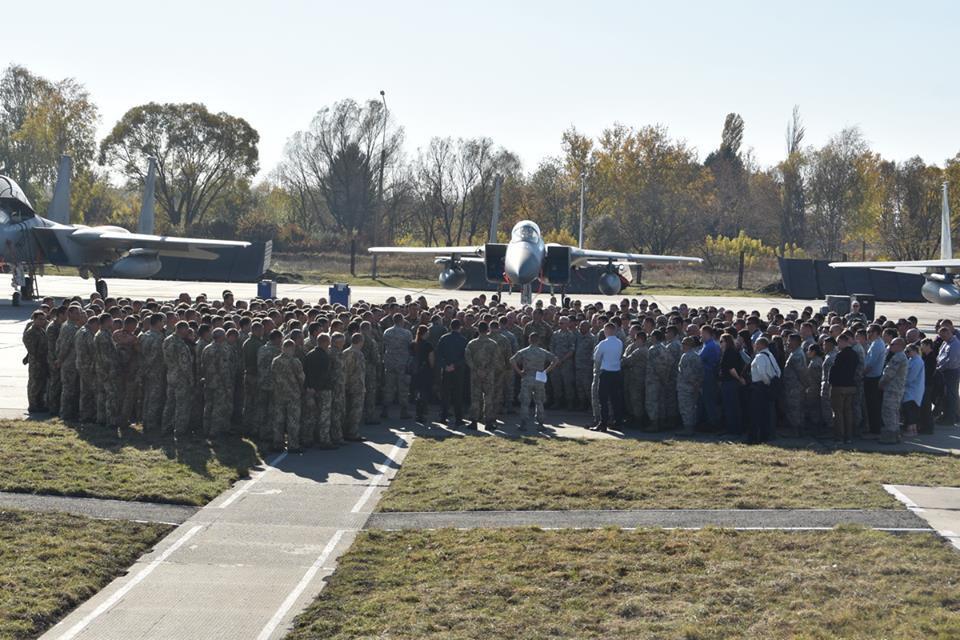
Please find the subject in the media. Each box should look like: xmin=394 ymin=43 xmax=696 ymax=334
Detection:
xmin=303 ymin=334 xmax=335 ymax=448
xmin=829 ymin=333 xmax=859 ymax=443
xmin=436 ymin=319 xmax=468 ymax=426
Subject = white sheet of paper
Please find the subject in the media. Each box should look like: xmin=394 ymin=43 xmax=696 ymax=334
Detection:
xmin=535 ymin=370 xmax=547 ymax=383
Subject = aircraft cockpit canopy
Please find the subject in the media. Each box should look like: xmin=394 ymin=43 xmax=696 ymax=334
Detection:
xmin=0 ymin=176 xmax=36 ymax=221
xmin=511 ymin=221 xmax=541 ymax=244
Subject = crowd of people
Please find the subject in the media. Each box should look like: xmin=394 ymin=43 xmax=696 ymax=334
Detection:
xmin=20 ymin=289 xmax=958 ymax=451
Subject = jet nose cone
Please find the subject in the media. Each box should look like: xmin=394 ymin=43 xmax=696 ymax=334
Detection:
xmin=505 ymin=244 xmax=540 ymax=284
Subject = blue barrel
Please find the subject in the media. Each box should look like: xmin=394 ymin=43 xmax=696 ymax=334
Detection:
xmin=329 ymin=283 xmax=350 ymax=307
xmin=257 ymin=280 xmax=276 ymax=300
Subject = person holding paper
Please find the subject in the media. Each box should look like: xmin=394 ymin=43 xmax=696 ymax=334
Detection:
xmin=510 ymin=333 xmax=556 ymax=431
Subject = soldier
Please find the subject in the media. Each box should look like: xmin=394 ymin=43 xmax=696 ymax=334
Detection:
xmin=820 ymin=337 xmax=837 ymax=433
xmin=115 ymin=316 xmax=140 ymax=427
xmin=549 ymin=317 xmax=577 ymax=409
xmin=162 ymin=321 xmax=195 ymax=438
xmin=23 ymin=310 xmax=48 ymax=413
xmin=257 ymin=330 xmax=283 ymax=441
xmin=574 ymin=321 xmax=597 ymax=411
xmin=805 ymin=343 xmax=824 ymax=433
xmin=341 ymin=332 xmax=367 ymax=441
xmin=677 ymin=336 xmax=704 ymax=435
xmin=75 ymin=315 xmax=100 ymax=423
xmin=464 ymin=321 xmax=499 ymax=430
xmin=224 ymin=328 xmax=242 ymax=430
xmin=663 ymin=326 xmax=682 ymax=429
xmin=201 ymin=328 xmax=232 ymax=437
xmin=304 ymin=333 xmax=335 ymax=449
xmin=621 ymin=327 xmax=647 ymax=428
xmin=271 ymin=339 xmax=306 ymax=452
xmin=56 ymin=306 xmax=82 ymax=421
xmin=645 ymin=330 xmax=666 ymax=431
xmin=329 ymin=332 xmax=347 ymax=444
xmin=488 ymin=320 xmax=513 ymax=422
xmin=46 ymin=306 xmax=65 ymax=415
xmin=782 ymin=333 xmax=808 ymax=437
xmin=510 ymin=332 xmax=556 ymax=431
xmin=523 ymin=308 xmax=551 ymax=350
xmin=498 ymin=319 xmax=519 ymax=415
xmin=380 ymin=313 xmax=412 ymax=420
xmin=241 ymin=322 xmax=265 ymax=435
xmin=360 ymin=321 xmax=382 ymax=424
xmin=139 ymin=313 xmax=166 ymax=434
xmin=878 ymin=337 xmax=908 ymax=444
xmin=95 ymin=313 xmax=122 ymax=428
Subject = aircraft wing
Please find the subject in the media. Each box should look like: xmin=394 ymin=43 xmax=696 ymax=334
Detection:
xmin=572 ymin=247 xmax=703 ymax=265
xmin=829 ymin=259 xmax=960 ymax=274
xmin=89 ymin=232 xmax=250 ymax=261
xmin=368 ymin=245 xmax=483 ymax=256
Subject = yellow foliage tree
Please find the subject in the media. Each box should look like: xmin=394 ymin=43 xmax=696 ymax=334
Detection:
xmin=543 ymin=228 xmax=578 ymax=246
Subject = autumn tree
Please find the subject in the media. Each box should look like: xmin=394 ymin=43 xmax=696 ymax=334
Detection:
xmin=100 ymin=102 xmax=259 ymax=231
xmin=778 ymin=106 xmax=806 ymax=249
xmin=876 ymin=157 xmax=943 ymax=260
xmin=703 ymin=113 xmax=749 ymax=236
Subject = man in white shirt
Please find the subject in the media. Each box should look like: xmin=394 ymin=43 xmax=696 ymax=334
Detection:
xmin=748 ymin=337 xmax=781 ymax=444
xmin=590 ymin=323 xmax=625 ymax=432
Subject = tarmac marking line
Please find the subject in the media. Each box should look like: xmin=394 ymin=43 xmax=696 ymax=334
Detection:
xmin=53 ymin=524 xmax=204 ymax=640
xmin=883 ymin=484 xmax=919 ymax=509
xmin=256 ymin=529 xmax=346 ymax=640
xmin=217 ymin=451 xmax=287 ymax=509
xmin=350 ymin=436 xmax=408 ymax=514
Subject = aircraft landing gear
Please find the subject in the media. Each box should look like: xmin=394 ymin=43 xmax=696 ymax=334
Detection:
xmin=520 ymin=283 xmax=533 ymax=306
xmin=95 ymin=279 xmax=108 ymax=299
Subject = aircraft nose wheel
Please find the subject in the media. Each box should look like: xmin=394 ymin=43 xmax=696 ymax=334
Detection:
xmin=95 ymin=279 xmax=108 ymax=298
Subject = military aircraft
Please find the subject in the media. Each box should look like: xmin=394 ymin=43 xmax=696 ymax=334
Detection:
xmin=830 ymin=183 xmax=959 ymax=305
xmin=0 ymin=155 xmax=250 ymax=302
xmin=369 ymin=218 xmax=702 ymax=300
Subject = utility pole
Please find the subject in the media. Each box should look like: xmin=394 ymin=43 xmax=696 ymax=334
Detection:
xmin=578 ymin=172 xmax=586 ymax=248
xmin=489 ymin=174 xmax=503 ymax=243
xmin=373 ymin=90 xmax=387 ymax=279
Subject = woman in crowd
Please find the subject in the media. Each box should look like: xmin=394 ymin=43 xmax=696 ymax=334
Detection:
xmin=719 ymin=334 xmax=747 ymax=435
xmin=410 ymin=324 xmax=435 ymax=424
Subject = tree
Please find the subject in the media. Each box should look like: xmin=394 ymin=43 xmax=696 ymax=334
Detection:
xmin=876 ymin=157 xmax=943 ymax=260
xmin=778 ymin=106 xmax=806 ymax=249
xmin=99 ymin=102 xmax=259 ymax=231
xmin=805 ymin=127 xmax=872 ymax=260
xmin=0 ymin=64 xmax=99 ymax=208
xmin=279 ymin=98 xmax=403 ymax=241
xmin=704 ymin=113 xmax=748 ymax=236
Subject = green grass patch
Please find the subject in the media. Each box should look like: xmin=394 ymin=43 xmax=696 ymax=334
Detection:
xmin=0 ymin=419 xmax=260 ymax=506
xmin=379 ymin=437 xmax=960 ymax=511
xmin=0 ymin=509 xmax=170 ymax=639
xmin=289 ymin=527 xmax=960 ymax=639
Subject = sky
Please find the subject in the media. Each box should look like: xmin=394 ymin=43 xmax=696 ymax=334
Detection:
xmin=4 ymin=0 xmax=959 ymax=178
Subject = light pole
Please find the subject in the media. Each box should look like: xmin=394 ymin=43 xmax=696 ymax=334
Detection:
xmin=372 ymin=90 xmax=387 ymax=279
xmin=578 ymin=172 xmax=586 ymax=248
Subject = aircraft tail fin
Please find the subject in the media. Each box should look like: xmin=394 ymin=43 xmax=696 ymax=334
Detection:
xmin=942 ymin=182 xmax=952 ymax=260
xmin=48 ymin=155 xmax=72 ymax=224
xmin=488 ymin=174 xmax=503 ymax=243
xmin=137 ymin=157 xmax=157 ymax=235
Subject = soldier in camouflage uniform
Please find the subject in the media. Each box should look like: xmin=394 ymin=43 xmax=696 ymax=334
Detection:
xmin=115 ymin=316 xmax=140 ymax=427
xmin=574 ymin=322 xmax=597 ymax=411
xmin=139 ymin=313 xmax=166 ymax=434
xmin=524 ymin=309 xmax=552 ymax=350
xmin=549 ymin=317 xmax=577 ymax=409
xmin=341 ymin=332 xmax=367 ymax=441
xmin=23 ymin=311 xmax=48 ymax=412
xmin=257 ymin=331 xmax=283 ymax=440
xmin=464 ymin=322 xmax=499 ymax=430
xmin=663 ymin=326 xmax=682 ymax=429
xmin=804 ymin=343 xmax=824 ymax=433
xmin=162 ymin=322 xmax=195 ymax=438
xmin=510 ymin=332 xmax=555 ymax=430
xmin=645 ymin=330 xmax=666 ymax=431
xmin=271 ymin=339 xmax=306 ymax=451
xmin=380 ymin=314 xmax=412 ymax=419
xmin=677 ymin=336 xmax=704 ymax=434
xmin=820 ymin=337 xmax=837 ymax=432
xmin=56 ymin=306 xmax=82 ymax=421
xmin=202 ymin=328 xmax=233 ymax=437
xmin=95 ymin=315 xmax=122 ymax=428
xmin=329 ymin=332 xmax=346 ymax=444
xmin=878 ymin=338 xmax=908 ymax=444
xmin=488 ymin=321 xmax=513 ymax=422
xmin=75 ymin=315 xmax=99 ymax=423
xmin=241 ymin=322 xmax=265 ymax=435
xmin=46 ymin=306 xmax=64 ymax=415
xmin=621 ymin=327 xmax=647 ymax=428
xmin=360 ymin=321 xmax=382 ymax=424
xmin=782 ymin=333 xmax=808 ymax=437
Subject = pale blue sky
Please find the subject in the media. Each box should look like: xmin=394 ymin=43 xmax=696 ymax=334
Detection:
xmin=5 ymin=0 xmax=958 ymax=177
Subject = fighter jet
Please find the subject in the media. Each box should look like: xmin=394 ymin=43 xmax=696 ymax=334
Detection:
xmin=830 ymin=183 xmax=960 ymax=305
xmin=369 ymin=218 xmax=702 ymax=299
xmin=0 ymin=155 xmax=249 ymax=302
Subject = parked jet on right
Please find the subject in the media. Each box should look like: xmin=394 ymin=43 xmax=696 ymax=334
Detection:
xmin=831 ymin=183 xmax=960 ymax=304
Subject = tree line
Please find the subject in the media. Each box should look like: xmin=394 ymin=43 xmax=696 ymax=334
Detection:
xmin=2 ymin=64 xmax=959 ymax=263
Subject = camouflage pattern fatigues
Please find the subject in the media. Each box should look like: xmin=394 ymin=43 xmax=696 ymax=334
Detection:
xmin=879 ymin=350 xmax=908 ymax=443
xmin=46 ymin=320 xmax=62 ymax=414
xmin=381 ymin=325 xmax=412 ymax=417
xmin=241 ymin=335 xmax=264 ymax=434
xmin=465 ymin=334 xmax=499 ymax=423
xmin=342 ymin=344 xmax=366 ymax=439
xmin=550 ymin=328 xmax=577 ymax=409
xmin=57 ymin=321 xmax=80 ymax=420
xmin=361 ymin=332 xmax=381 ymax=422
xmin=257 ymin=342 xmax=281 ymax=439
xmin=23 ymin=324 xmax=48 ymax=411
xmin=574 ymin=332 xmax=597 ymax=409
xmin=94 ymin=328 xmax=121 ymax=428
xmin=510 ymin=345 xmax=554 ymax=426
xmin=271 ymin=352 xmax=305 ymax=449
xmin=75 ymin=326 xmax=97 ymax=422
xmin=622 ymin=339 xmax=647 ymax=425
xmin=162 ymin=334 xmax=195 ymax=437
xmin=139 ymin=328 xmax=166 ymax=434
xmin=677 ymin=350 xmax=704 ymax=432
xmin=329 ymin=345 xmax=346 ymax=443
xmin=645 ymin=342 xmax=667 ymax=429
xmin=201 ymin=342 xmax=233 ymax=436
xmin=782 ymin=347 xmax=808 ymax=435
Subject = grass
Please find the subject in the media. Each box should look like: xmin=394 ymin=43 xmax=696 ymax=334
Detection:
xmin=378 ymin=437 xmax=960 ymax=511
xmin=0 ymin=419 xmax=260 ymax=506
xmin=0 ymin=509 xmax=170 ymax=639
xmin=288 ymin=527 xmax=960 ymax=640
